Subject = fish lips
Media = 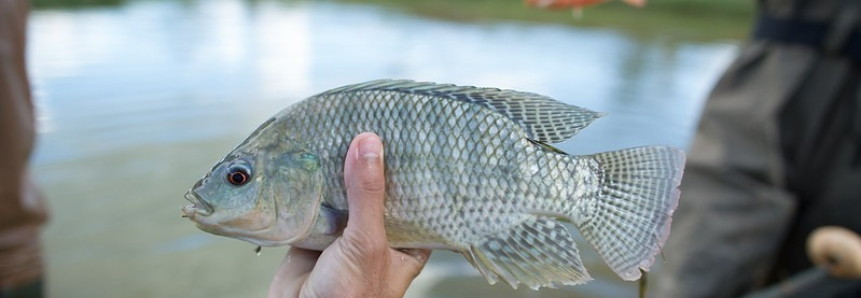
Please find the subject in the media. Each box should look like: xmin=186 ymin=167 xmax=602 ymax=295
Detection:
xmin=182 ymin=190 xmax=213 ymax=218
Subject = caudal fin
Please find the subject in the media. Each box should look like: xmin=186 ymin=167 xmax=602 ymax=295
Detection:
xmin=573 ymin=146 xmax=685 ymax=281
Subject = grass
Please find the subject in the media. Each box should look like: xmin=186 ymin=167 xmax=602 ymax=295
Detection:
xmin=330 ymin=0 xmax=755 ymax=41
xmin=32 ymin=0 xmax=756 ymax=41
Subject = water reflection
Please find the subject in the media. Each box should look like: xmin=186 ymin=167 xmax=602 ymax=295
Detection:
xmin=29 ymin=1 xmax=739 ymax=297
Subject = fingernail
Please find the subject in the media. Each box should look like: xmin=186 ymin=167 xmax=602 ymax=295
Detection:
xmin=358 ymin=135 xmax=382 ymax=159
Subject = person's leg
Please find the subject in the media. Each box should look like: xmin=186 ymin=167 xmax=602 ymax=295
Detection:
xmin=0 ymin=0 xmax=49 ymax=297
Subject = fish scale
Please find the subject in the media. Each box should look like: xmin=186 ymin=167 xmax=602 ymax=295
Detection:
xmin=183 ymin=79 xmax=686 ymax=290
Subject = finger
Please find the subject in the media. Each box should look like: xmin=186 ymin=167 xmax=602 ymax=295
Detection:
xmin=387 ymin=249 xmax=432 ymax=296
xmin=342 ymin=132 xmax=386 ymax=240
xmin=267 ymin=248 xmax=321 ymax=298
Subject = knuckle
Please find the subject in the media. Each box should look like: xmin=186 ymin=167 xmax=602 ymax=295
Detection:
xmin=358 ymin=177 xmax=385 ymax=195
xmin=346 ymin=161 xmax=386 ymax=197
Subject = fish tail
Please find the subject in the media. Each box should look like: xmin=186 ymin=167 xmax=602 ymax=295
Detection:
xmin=570 ymin=146 xmax=685 ymax=281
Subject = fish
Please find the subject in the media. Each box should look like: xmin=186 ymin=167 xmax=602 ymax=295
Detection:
xmin=182 ymin=79 xmax=685 ymax=290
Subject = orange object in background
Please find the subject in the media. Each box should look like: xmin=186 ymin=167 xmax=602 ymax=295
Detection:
xmin=525 ymin=0 xmax=646 ymax=10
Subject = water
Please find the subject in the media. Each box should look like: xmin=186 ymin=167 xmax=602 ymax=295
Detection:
xmin=28 ymin=0 xmax=740 ymax=297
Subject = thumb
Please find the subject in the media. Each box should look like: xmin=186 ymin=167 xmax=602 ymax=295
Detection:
xmin=342 ymin=132 xmax=387 ymax=241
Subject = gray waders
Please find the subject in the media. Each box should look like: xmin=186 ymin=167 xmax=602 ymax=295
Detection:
xmin=652 ymin=0 xmax=861 ymax=297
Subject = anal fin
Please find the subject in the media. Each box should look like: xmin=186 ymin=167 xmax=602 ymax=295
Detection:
xmin=464 ymin=216 xmax=592 ymax=290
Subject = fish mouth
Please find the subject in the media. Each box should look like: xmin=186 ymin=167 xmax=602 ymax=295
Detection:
xmin=183 ymin=190 xmax=213 ymax=217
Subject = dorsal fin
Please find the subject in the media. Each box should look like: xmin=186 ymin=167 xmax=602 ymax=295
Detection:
xmin=319 ymin=79 xmax=603 ymax=143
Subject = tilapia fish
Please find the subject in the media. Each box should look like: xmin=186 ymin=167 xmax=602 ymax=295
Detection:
xmin=182 ymin=79 xmax=685 ymax=290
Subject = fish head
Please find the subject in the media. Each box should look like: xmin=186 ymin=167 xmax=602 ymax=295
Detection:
xmin=183 ymin=122 xmax=324 ymax=247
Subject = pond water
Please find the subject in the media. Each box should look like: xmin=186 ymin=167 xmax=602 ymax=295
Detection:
xmin=28 ymin=0 xmax=741 ymax=297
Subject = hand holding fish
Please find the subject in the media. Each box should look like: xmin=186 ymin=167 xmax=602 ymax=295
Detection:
xmin=267 ymin=133 xmax=431 ymax=298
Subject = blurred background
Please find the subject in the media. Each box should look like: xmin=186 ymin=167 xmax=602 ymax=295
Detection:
xmin=27 ymin=0 xmax=750 ymax=297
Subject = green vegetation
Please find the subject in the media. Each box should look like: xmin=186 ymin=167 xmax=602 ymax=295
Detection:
xmin=32 ymin=0 xmax=755 ymax=41
xmin=332 ymin=0 xmax=755 ymax=41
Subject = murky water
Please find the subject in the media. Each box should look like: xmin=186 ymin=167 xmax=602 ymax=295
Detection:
xmin=28 ymin=0 xmax=740 ymax=297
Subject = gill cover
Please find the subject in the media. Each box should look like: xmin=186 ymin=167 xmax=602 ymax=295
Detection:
xmin=262 ymin=147 xmax=325 ymax=246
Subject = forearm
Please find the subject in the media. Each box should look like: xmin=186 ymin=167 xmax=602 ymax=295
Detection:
xmin=0 ymin=0 xmax=49 ymax=290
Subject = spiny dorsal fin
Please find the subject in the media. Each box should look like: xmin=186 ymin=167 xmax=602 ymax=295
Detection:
xmin=320 ymin=79 xmax=603 ymax=143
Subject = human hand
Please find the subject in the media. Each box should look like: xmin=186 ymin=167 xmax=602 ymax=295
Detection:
xmin=267 ymin=132 xmax=432 ymax=298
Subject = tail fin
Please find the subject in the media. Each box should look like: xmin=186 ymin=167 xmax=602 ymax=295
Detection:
xmin=573 ymin=146 xmax=685 ymax=281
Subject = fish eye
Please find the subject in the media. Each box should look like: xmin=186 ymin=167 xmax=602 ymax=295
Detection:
xmin=226 ymin=166 xmax=251 ymax=186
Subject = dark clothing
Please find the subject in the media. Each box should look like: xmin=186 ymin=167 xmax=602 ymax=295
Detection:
xmin=652 ymin=0 xmax=861 ymax=297
xmin=0 ymin=0 xmax=49 ymax=294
